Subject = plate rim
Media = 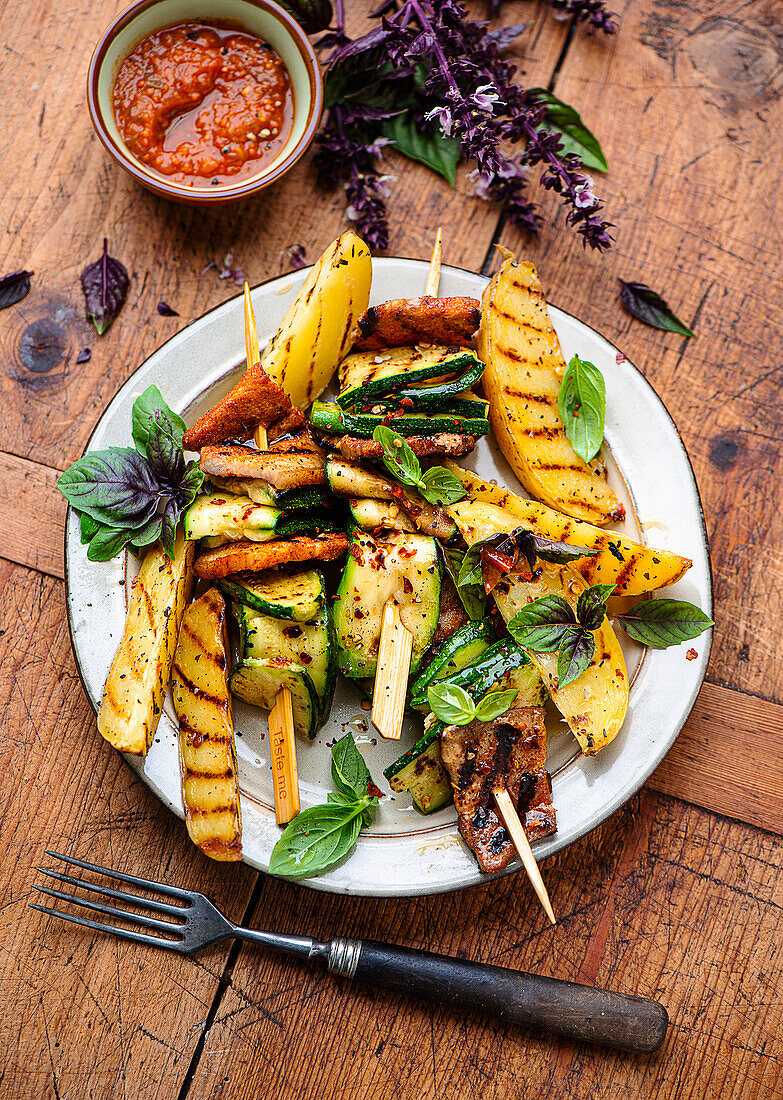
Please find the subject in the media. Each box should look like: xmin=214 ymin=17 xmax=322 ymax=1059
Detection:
xmin=63 ymin=256 xmax=713 ymax=896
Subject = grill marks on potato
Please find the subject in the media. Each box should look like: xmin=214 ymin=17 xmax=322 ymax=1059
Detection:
xmin=171 ymin=588 xmax=242 ymax=861
xmin=479 ymin=257 xmax=623 ymax=525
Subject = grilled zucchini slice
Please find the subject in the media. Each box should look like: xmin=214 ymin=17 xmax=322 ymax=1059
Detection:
xmin=349 ymin=499 xmax=416 ymax=532
xmin=384 ymin=726 xmax=452 ymax=814
xmin=217 ymin=568 xmax=325 ymax=621
xmin=229 ymin=658 xmax=319 ymax=740
xmin=333 ymin=529 xmax=442 ymax=678
xmin=338 ymin=345 xmax=479 ymax=407
xmin=311 ymin=401 xmax=490 ymax=439
xmin=409 ymin=618 xmax=496 ymax=709
xmin=97 ymin=533 xmax=195 ymax=755
xmin=171 ymin=588 xmax=242 ymax=861
xmin=233 ymin=602 xmax=335 ymax=724
xmin=184 ymin=495 xmax=279 ymax=542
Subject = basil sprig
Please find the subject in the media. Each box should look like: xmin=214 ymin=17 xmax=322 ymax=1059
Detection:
xmin=508 ymin=585 xmax=713 ymax=688
xmin=428 ymin=683 xmax=519 ymax=727
xmin=558 ymin=354 xmax=606 ymax=463
xmin=57 ymin=386 xmax=203 ymax=561
xmin=269 ymin=735 xmax=378 ymax=878
xmin=373 ymin=426 xmax=467 ymax=506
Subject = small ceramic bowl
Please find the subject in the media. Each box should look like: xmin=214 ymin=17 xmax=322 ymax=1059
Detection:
xmin=87 ymin=0 xmax=323 ymax=205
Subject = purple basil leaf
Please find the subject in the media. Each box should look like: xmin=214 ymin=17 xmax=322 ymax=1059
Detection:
xmin=157 ymin=300 xmax=179 ymax=317
xmin=0 ymin=270 xmax=33 ymax=310
xmin=576 ymin=582 xmax=615 ymax=631
xmin=286 ymin=244 xmax=307 ymax=269
xmin=619 ymin=281 xmax=695 ymax=337
xmin=326 ymin=24 xmax=389 ymax=66
xmin=615 ymin=600 xmax=713 ymax=648
xmin=75 ymin=347 xmax=92 ymax=363
xmin=484 ymin=23 xmax=528 ymax=49
xmin=273 ymin=0 xmax=332 ymax=34
xmin=557 ymin=626 xmax=594 ymax=688
xmin=57 ymin=448 xmax=158 ymax=527
xmin=507 ymin=594 xmax=578 ymax=652
xmin=81 ymin=240 xmax=130 ymax=335
xmin=145 ymin=417 xmax=185 ymax=484
xmin=159 ymin=501 xmax=180 ymax=559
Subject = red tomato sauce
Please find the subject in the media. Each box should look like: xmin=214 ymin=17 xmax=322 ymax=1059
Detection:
xmin=113 ymin=21 xmax=293 ymax=188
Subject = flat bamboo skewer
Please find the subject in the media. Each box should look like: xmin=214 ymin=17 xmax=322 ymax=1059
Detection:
xmin=370 ymin=231 xmax=444 ymax=740
xmin=244 ymin=282 xmax=299 ymax=823
xmin=493 ymin=788 xmax=556 ymax=924
xmin=244 ymin=283 xmax=270 ymax=451
xmin=424 ymin=226 xmax=442 ymax=296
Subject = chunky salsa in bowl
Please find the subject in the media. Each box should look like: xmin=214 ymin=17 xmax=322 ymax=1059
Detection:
xmin=88 ymin=0 xmax=323 ymax=204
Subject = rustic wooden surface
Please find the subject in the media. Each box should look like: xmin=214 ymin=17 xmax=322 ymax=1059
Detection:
xmin=1 ymin=0 xmax=781 ymax=1097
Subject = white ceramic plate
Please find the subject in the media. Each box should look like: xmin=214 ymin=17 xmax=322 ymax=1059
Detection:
xmin=65 ymin=258 xmax=712 ymax=897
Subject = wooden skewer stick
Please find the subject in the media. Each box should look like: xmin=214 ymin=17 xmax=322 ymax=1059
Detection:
xmin=424 ymin=227 xmax=442 ymax=296
xmin=244 ymin=282 xmax=298 ymax=821
xmin=493 ymin=786 xmax=556 ymax=925
xmin=244 ymin=283 xmax=269 ymax=450
xmin=269 ymin=689 xmax=300 ymax=825
xmin=371 ymin=231 xmax=443 ymax=739
xmin=371 ymin=603 xmax=414 ymax=740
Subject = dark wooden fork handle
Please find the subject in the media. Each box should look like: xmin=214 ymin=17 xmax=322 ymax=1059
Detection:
xmin=336 ymin=940 xmax=667 ymax=1052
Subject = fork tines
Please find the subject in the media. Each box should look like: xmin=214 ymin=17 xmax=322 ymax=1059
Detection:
xmin=30 ymin=851 xmax=192 ymax=951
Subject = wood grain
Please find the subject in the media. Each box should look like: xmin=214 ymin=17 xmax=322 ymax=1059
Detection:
xmin=0 ymin=450 xmax=65 ymax=578
xmin=0 ymin=561 xmax=258 ymax=1097
xmin=186 ymin=792 xmax=783 ymax=1100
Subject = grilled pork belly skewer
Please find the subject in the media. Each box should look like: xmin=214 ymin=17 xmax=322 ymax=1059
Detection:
xmin=440 ymin=707 xmax=556 ymax=922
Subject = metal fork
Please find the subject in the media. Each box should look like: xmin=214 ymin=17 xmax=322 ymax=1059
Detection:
xmin=31 ymin=851 xmax=668 ymax=1052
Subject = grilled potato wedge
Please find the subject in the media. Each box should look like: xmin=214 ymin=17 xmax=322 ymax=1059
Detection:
xmin=478 ymin=254 xmax=622 ymax=525
xmin=262 ymin=231 xmax=372 ymax=408
xmin=493 ymin=564 xmax=628 ymax=755
xmin=445 ymin=470 xmax=691 ymax=595
xmin=172 ymin=589 xmax=242 ymax=861
xmin=97 ymin=534 xmax=195 ymax=755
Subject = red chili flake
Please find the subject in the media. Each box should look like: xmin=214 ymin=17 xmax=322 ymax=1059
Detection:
xmin=368 ymin=780 xmax=384 ymax=799
xmin=616 ymin=352 xmax=627 ymax=364
xmin=398 ymin=546 xmax=416 ymax=559
xmin=686 ymin=648 xmax=698 ymax=661
xmin=481 ymin=547 xmax=516 ymax=574
xmin=400 ymin=397 xmax=414 ymax=408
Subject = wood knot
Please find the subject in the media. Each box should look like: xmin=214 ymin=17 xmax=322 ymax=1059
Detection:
xmin=709 ymin=434 xmax=743 ymax=471
xmin=4 ymin=294 xmax=87 ymax=393
xmin=677 ymin=19 xmax=782 ymax=111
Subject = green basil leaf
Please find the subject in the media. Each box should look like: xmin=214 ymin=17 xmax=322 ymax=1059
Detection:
xmin=57 ymin=449 xmax=159 ymax=527
xmin=576 ymin=582 xmax=616 ymax=631
xmin=129 ymin=514 xmax=164 ymax=550
xmin=507 ymin=595 xmax=577 ymax=651
xmin=331 ymin=733 xmax=372 ymax=800
xmin=269 ymin=801 xmax=365 ymax=878
xmin=427 ymin=682 xmax=476 ymax=726
xmin=557 ymin=626 xmax=595 ymax=689
xmin=442 ymin=546 xmax=486 ymax=621
xmin=418 ymin=465 xmax=467 ymax=506
xmin=530 ymin=89 xmax=608 ymax=173
xmin=87 ymin=525 xmax=135 ymax=563
xmin=558 ymin=354 xmax=606 ymax=463
xmin=80 ymin=512 xmax=102 ymax=545
xmin=474 ymin=688 xmax=518 ymax=723
xmin=382 ymin=111 xmax=461 ymax=186
xmin=619 ymin=281 xmax=695 ymax=337
xmin=615 ymin=599 xmax=713 ymax=648
xmin=372 ymin=425 xmax=422 ymax=489
xmin=132 ymin=386 xmax=186 ymax=457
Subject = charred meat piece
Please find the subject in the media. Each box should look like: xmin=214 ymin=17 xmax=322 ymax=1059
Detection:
xmin=268 ymin=429 xmax=324 ymax=454
xmin=354 ymin=296 xmax=481 ymax=351
xmin=183 ymin=364 xmax=296 ymax=451
xmin=200 ymin=445 xmax=326 ymax=490
xmin=431 ymin=575 xmax=469 ymax=649
xmin=320 ymin=432 xmax=478 ymax=462
xmin=440 ymin=707 xmax=556 ymax=874
xmin=194 ymin=533 xmax=349 ymax=579
xmin=267 ymin=407 xmax=307 ymax=441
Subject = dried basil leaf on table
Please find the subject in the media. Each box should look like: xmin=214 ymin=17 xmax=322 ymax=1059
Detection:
xmin=619 ymin=281 xmax=695 ymax=337
xmin=81 ymin=239 xmax=130 ymax=335
xmin=157 ymin=300 xmax=179 ymax=317
xmin=0 ymin=269 xmax=33 ymax=310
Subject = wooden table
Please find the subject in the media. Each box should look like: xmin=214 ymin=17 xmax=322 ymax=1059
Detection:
xmin=2 ymin=1 xmax=781 ymax=1096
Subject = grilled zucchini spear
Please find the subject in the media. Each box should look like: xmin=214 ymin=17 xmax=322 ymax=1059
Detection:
xmin=478 ymin=253 xmax=623 ymax=525
xmin=171 ymin=588 xmax=242 ymax=861
xmin=97 ymin=534 xmax=195 ymax=755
